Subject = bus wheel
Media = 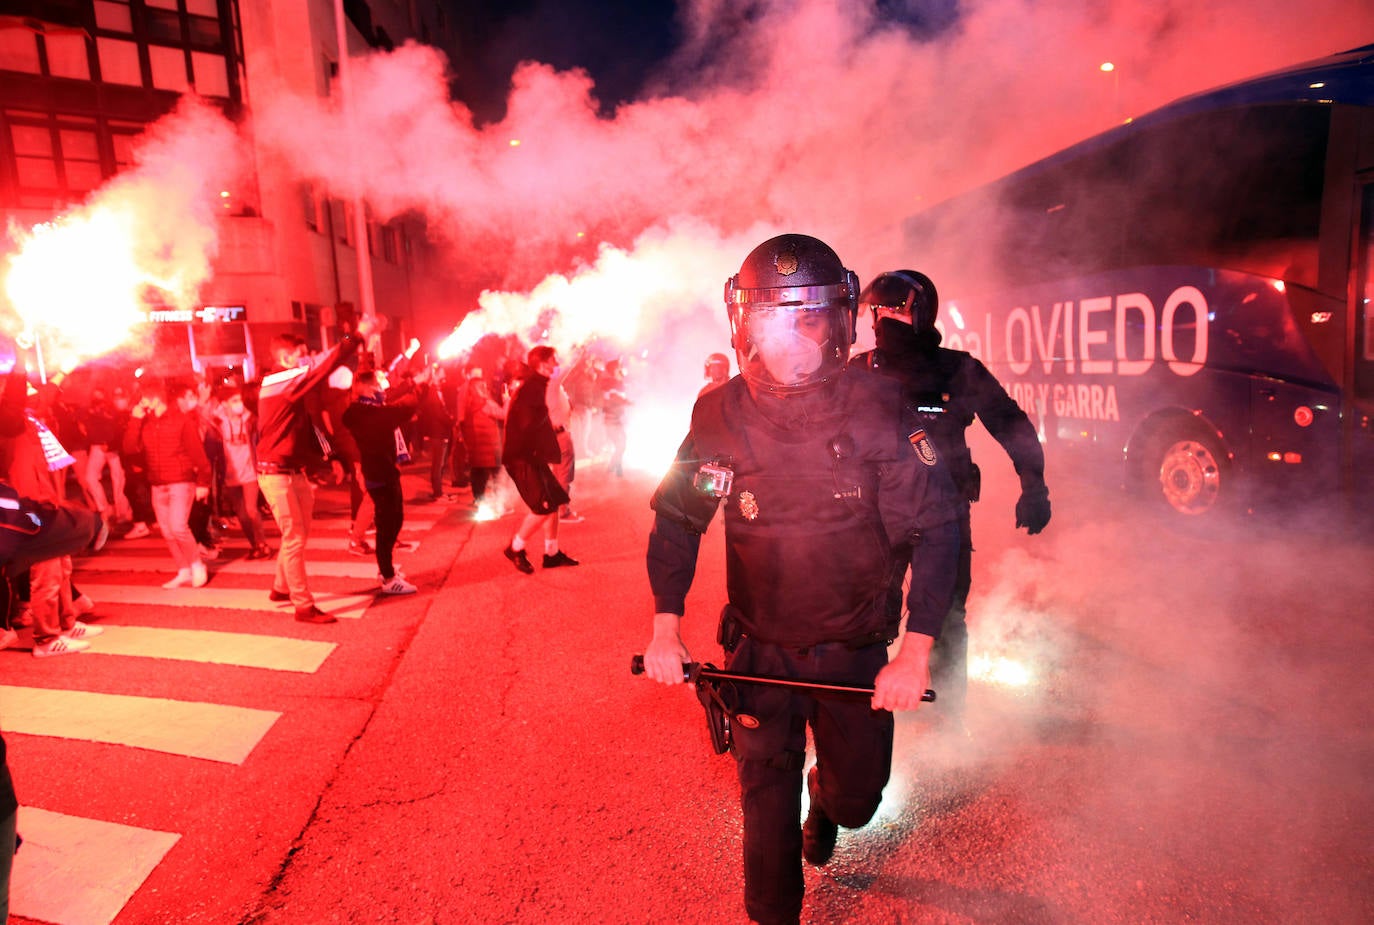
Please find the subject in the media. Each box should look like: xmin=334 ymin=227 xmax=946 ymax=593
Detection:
xmin=1155 ymin=435 xmax=1225 ymax=515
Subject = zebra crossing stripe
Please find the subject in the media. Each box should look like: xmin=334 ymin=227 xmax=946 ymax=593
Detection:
xmin=75 ymin=554 xmax=380 ymax=580
xmin=0 ymin=686 xmax=280 ymax=764
xmin=9 ymin=807 xmax=180 ymax=925
xmin=69 ymin=583 xmax=376 ymax=618
xmin=85 ymin=626 xmax=336 ymax=672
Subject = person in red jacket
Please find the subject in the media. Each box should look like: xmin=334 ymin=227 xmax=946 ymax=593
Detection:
xmin=255 ymin=320 xmax=374 ymax=623
xmin=460 ymin=373 xmax=504 ymax=508
xmin=0 ymin=358 xmax=104 ymax=657
xmin=123 ymin=379 xmax=213 ymax=589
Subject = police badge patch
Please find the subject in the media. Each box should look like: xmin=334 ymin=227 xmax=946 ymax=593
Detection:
xmin=738 ymin=490 xmax=760 ymax=521
xmin=908 ymin=429 xmax=938 ymax=466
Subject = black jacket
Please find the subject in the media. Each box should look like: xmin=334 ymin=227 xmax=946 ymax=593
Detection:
xmin=647 ymin=369 xmax=963 ymax=643
xmin=852 ymin=345 xmax=1046 ymax=502
xmin=342 ymin=388 xmax=422 ymax=486
xmin=502 ymin=373 xmax=559 ymax=465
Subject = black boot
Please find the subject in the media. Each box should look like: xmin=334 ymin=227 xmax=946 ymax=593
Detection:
xmin=801 ymin=766 xmax=838 ymax=866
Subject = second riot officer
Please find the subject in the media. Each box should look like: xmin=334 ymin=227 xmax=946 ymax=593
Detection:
xmin=641 ymin=235 xmax=964 ymax=925
xmin=851 ymin=270 xmax=1051 ymax=727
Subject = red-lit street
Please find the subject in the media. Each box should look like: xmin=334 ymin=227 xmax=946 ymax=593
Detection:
xmin=4 ymin=448 xmax=1372 ymax=925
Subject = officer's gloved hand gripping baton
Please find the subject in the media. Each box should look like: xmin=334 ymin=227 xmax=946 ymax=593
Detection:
xmin=630 ymin=655 xmax=936 ymax=701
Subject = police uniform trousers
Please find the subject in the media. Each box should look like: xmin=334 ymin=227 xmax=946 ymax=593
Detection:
xmin=726 ymin=636 xmax=893 ymax=925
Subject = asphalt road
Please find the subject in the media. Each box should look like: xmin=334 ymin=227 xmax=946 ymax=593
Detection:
xmin=7 ymin=446 xmax=1373 ymax=925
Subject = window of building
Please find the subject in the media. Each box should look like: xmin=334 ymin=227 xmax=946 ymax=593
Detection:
xmin=43 ymin=33 xmax=90 ymax=80
xmin=305 ymin=303 xmax=323 ymax=351
xmin=94 ymin=1 xmax=134 ymax=33
xmin=148 ymin=45 xmax=188 ymax=91
xmin=97 ymin=36 xmax=142 ymax=85
xmin=146 ymin=10 xmax=182 ymax=44
xmin=189 ymin=50 xmax=227 ymax=96
xmin=187 ymin=15 xmax=220 ymax=46
xmin=186 ymin=0 xmax=219 ymax=16
xmin=337 ymin=201 xmax=354 ymax=247
xmin=0 ymin=28 xmax=41 ymax=74
xmin=11 ymin=122 xmax=58 ymax=190
xmin=59 ymin=126 xmax=102 ymax=193
xmin=5 ymin=113 xmax=106 ymax=204
xmin=301 ymin=183 xmax=319 ymax=231
xmin=110 ymin=121 xmax=143 ymax=169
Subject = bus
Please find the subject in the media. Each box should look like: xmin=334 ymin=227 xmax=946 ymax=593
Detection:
xmin=902 ymin=43 xmax=1374 ymax=517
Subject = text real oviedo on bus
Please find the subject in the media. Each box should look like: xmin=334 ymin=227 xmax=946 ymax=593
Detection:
xmin=942 ymin=285 xmax=1209 ymax=424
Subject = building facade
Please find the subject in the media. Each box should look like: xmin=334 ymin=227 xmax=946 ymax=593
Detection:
xmin=0 ymin=0 xmax=460 ymax=383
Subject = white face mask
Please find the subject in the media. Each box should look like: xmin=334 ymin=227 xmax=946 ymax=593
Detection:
xmin=747 ymin=309 xmax=827 ymax=386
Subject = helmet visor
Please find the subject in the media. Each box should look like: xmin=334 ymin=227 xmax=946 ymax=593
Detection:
xmin=733 ymin=302 xmax=850 ymax=392
xmin=867 ymin=300 xmax=913 ymax=326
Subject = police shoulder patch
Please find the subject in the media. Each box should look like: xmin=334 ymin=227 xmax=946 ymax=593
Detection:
xmin=908 ymin=429 xmax=938 ymax=466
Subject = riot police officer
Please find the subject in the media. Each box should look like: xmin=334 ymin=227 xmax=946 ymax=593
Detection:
xmin=642 ymin=235 xmax=963 ymax=925
xmin=699 ymin=351 xmax=731 ymax=396
xmin=851 ymin=270 xmax=1051 ymax=726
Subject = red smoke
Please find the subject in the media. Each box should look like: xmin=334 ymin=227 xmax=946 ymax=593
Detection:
xmin=3 ymin=0 xmax=1368 ymax=409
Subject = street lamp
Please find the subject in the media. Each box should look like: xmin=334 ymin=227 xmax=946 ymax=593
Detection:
xmin=1100 ymin=61 xmax=1120 ymax=122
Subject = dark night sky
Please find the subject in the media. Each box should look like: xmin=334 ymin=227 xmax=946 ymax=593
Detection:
xmin=442 ymin=0 xmax=961 ymax=123
xmin=445 ymin=0 xmax=683 ymax=122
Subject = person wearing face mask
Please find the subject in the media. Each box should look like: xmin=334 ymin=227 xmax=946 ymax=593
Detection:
xmin=111 ymin=386 xmax=155 ymax=540
xmin=641 ymin=234 xmax=964 ymax=925
xmin=210 ymin=384 xmax=272 ymax=559
xmin=500 ymin=345 xmax=579 ymax=573
xmin=123 ymin=379 xmax=213 ymax=589
xmin=255 ymin=321 xmax=373 ymax=624
xmin=850 ymin=271 xmax=1050 ymax=729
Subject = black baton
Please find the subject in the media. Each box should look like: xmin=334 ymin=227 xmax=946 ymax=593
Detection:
xmin=630 ymin=655 xmax=935 ymax=702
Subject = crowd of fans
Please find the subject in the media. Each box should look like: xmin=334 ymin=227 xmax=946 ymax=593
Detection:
xmin=0 ymin=328 xmax=639 ymax=653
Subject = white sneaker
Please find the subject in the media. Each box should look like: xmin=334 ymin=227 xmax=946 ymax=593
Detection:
xmin=163 ymin=569 xmax=193 ymax=589
xmin=33 ymin=636 xmax=90 ymax=658
xmin=124 ymin=522 xmax=151 ymax=539
xmin=378 ymin=575 xmax=417 ymax=595
xmin=66 ymin=621 xmax=104 ymax=640
xmin=0 ymin=628 xmax=18 ymax=651
xmin=190 ymin=560 xmax=209 ymax=588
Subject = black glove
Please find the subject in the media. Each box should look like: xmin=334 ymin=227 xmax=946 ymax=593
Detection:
xmin=1015 ymin=490 xmax=1051 ymax=535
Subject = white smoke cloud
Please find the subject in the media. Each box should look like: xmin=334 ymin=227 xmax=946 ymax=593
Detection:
xmin=2 ymin=95 xmax=245 ymax=372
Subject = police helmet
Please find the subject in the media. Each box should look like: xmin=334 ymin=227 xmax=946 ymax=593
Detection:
xmin=860 ymin=269 xmax=939 ymax=334
xmin=723 ymin=234 xmax=858 ymax=394
xmin=704 ymin=352 xmax=730 ymax=380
